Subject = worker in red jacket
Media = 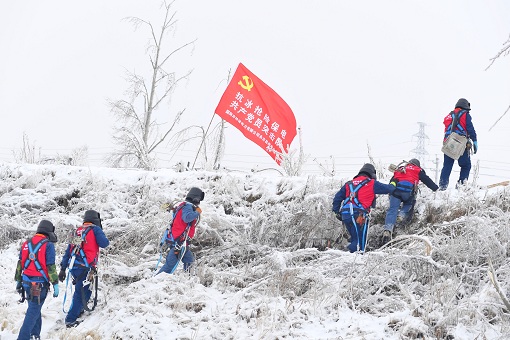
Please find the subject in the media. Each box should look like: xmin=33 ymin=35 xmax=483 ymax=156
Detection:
xmin=15 ymin=220 xmax=59 ymax=340
xmin=158 ymin=187 xmax=204 ymax=274
xmin=332 ymin=164 xmax=395 ymax=252
xmin=382 ymin=159 xmax=438 ymax=244
xmin=439 ymin=98 xmax=478 ymax=190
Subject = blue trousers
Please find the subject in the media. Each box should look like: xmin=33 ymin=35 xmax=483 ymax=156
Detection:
xmin=18 ymin=285 xmax=48 ymax=340
xmin=341 ymin=213 xmax=368 ymax=253
xmin=66 ymin=268 xmax=92 ymax=324
xmin=158 ymin=247 xmax=194 ymax=274
xmin=439 ymin=149 xmax=471 ymax=189
xmin=384 ymin=193 xmax=414 ymax=232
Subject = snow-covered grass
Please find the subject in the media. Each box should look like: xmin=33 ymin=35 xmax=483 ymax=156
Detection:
xmin=0 ymin=162 xmax=509 ymax=339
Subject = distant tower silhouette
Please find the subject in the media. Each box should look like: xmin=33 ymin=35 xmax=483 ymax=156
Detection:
xmin=411 ymin=122 xmax=429 ymax=167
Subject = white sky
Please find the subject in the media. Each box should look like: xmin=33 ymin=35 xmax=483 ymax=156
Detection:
xmin=0 ymin=1 xmax=509 ymax=185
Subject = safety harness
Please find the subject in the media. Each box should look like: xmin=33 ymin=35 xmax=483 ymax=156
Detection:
xmin=63 ymin=226 xmax=99 ymax=313
xmin=70 ymin=226 xmax=94 ymax=267
xmin=163 ymin=202 xmax=188 ymax=245
xmin=341 ymin=178 xmax=371 ymax=216
xmin=341 ymin=178 xmax=371 ymax=252
xmin=23 ymin=239 xmax=50 ymax=282
xmin=446 ymin=110 xmax=466 ymax=138
xmin=155 ymin=202 xmax=199 ymax=274
xmin=21 ymin=238 xmax=49 ymax=303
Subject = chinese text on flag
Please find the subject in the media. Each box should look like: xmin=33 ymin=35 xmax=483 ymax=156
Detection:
xmin=214 ymin=63 xmax=297 ymax=165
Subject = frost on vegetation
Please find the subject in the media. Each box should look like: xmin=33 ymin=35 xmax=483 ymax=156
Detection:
xmin=1 ymin=163 xmax=510 ymax=339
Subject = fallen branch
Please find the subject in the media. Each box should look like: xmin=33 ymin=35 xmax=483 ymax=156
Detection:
xmin=487 ymin=258 xmax=510 ymax=311
xmin=379 ymin=234 xmax=432 ymax=256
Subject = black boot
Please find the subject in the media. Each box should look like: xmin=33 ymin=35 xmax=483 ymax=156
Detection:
xmin=382 ymin=230 xmax=392 ymax=245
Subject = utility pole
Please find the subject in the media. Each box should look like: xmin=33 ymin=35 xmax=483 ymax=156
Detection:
xmin=411 ymin=122 xmax=429 ymax=167
xmin=432 ymin=154 xmax=440 ymax=183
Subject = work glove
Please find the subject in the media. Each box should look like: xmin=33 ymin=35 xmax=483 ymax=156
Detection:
xmin=473 ymin=141 xmax=478 ymax=154
xmin=53 ymin=283 xmax=59 ymax=297
xmin=390 ymin=181 xmax=396 ymax=186
xmin=58 ymin=268 xmax=67 ymax=282
xmin=195 ymin=206 xmax=202 ymax=214
xmin=334 ymin=212 xmax=342 ymax=221
xmin=16 ymin=281 xmax=23 ymax=293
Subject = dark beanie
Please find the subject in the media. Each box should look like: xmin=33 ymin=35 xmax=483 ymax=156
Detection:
xmin=185 ymin=187 xmax=205 ymax=205
xmin=455 ymin=98 xmax=470 ymax=110
xmin=83 ymin=210 xmax=102 ymax=228
xmin=37 ymin=219 xmax=57 ymax=243
xmin=357 ymin=163 xmax=377 ymax=180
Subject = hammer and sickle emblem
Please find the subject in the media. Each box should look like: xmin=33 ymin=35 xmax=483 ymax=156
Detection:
xmin=238 ymin=75 xmax=254 ymax=91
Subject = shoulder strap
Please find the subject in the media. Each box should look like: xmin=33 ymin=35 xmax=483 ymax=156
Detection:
xmin=82 ymin=226 xmax=93 ymax=239
xmin=450 ymin=110 xmax=466 ymax=135
xmin=172 ymin=202 xmax=187 ymax=220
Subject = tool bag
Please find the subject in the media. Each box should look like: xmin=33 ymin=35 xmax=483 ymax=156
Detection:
xmin=441 ymin=132 xmax=467 ymax=160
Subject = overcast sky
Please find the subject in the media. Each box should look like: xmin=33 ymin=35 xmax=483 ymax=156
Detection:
xmin=1 ymin=1 xmax=509 ymax=184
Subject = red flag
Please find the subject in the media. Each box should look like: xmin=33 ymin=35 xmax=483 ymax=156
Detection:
xmin=214 ymin=63 xmax=297 ymax=165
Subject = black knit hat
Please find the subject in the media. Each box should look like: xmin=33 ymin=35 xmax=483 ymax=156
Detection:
xmin=409 ymin=158 xmax=421 ymax=167
xmin=185 ymin=187 xmax=205 ymax=205
xmin=37 ymin=219 xmax=57 ymax=243
xmin=83 ymin=210 xmax=102 ymax=228
xmin=358 ymin=163 xmax=377 ymax=180
xmin=455 ymin=98 xmax=470 ymax=110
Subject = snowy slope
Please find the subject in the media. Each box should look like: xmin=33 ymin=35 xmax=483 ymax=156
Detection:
xmin=0 ymin=162 xmax=509 ymax=339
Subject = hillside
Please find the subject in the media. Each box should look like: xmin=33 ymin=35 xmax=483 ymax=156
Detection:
xmin=0 ymin=162 xmax=509 ymax=339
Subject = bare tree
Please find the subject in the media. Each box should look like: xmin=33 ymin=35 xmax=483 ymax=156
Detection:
xmin=486 ymin=33 xmax=510 ymax=131
xmin=13 ymin=132 xmax=40 ymax=164
xmin=485 ymin=33 xmax=510 ymax=71
xmin=108 ymin=0 xmax=196 ymax=170
xmin=167 ymin=121 xmax=225 ymax=171
xmin=278 ymin=127 xmax=308 ymax=176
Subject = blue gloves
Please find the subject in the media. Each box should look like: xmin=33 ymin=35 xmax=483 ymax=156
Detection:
xmin=53 ymin=283 xmax=59 ymax=297
xmin=473 ymin=141 xmax=478 ymax=154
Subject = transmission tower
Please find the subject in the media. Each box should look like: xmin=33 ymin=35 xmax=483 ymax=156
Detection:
xmin=411 ymin=122 xmax=429 ymax=167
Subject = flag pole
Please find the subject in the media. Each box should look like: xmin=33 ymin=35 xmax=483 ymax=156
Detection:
xmin=191 ymin=69 xmax=232 ymax=170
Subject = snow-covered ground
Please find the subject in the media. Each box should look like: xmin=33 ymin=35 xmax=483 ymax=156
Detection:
xmin=0 ymin=162 xmax=509 ymax=339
